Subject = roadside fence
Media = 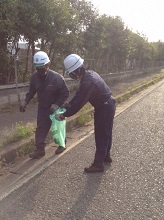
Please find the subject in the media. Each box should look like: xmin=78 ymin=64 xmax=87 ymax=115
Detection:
xmin=1 ymin=52 xmax=164 ymax=107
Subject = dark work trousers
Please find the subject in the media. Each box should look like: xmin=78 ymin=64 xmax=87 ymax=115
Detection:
xmin=94 ymin=98 xmax=116 ymax=165
xmin=35 ymin=105 xmax=51 ymax=150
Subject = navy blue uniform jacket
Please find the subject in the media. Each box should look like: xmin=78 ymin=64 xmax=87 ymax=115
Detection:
xmin=63 ymin=70 xmax=112 ymax=117
xmin=25 ymin=69 xmax=69 ymax=108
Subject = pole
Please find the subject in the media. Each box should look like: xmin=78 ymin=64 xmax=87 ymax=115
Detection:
xmin=14 ymin=55 xmax=20 ymax=103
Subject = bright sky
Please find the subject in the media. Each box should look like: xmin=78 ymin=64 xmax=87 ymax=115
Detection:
xmin=90 ymin=0 xmax=164 ymax=42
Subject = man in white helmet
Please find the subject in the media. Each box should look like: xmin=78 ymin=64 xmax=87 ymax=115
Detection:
xmin=20 ymin=51 xmax=69 ymax=158
xmin=55 ymin=54 xmax=116 ymax=173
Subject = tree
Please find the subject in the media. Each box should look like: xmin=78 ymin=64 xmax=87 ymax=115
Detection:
xmin=151 ymin=41 xmax=164 ymax=61
xmin=127 ymin=31 xmax=153 ymax=69
xmin=84 ymin=15 xmax=129 ymax=72
xmin=0 ymin=0 xmax=163 ymax=85
xmin=0 ymin=0 xmax=19 ymax=84
xmin=15 ymin=0 xmax=74 ymax=77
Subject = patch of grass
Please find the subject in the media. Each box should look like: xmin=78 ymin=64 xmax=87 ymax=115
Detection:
xmin=125 ymin=72 xmax=164 ymax=93
xmin=116 ymin=71 xmax=164 ymax=104
xmin=1 ymin=122 xmax=35 ymax=147
xmin=72 ymin=103 xmax=93 ymax=127
xmin=80 ymin=103 xmax=92 ymax=111
xmin=17 ymin=140 xmax=35 ymax=158
xmin=77 ymin=112 xmax=93 ymax=127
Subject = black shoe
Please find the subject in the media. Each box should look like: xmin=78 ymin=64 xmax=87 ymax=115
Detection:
xmin=55 ymin=146 xmax=66 ymax=154
xmin=104 ymin=154 xmax=112 ymax=163
xmin=29 ymin=149 xmax=45 ymax=159
xmin=84 ymin=163 xmax=104 ymax=173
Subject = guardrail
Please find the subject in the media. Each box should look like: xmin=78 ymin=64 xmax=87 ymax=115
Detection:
xmin=0 ymin=67 xmax=163 ymax=107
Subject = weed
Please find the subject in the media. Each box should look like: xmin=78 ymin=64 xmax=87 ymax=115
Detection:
xmin=77 ymin=112 xmax=93 ymax=127
xmin=17 ymin=140 xmax=35 ymax=158
xmin=125 ymin=72 xmax=164 ymax=93
xmin=1 ymin=122 xmax=35 ymax=147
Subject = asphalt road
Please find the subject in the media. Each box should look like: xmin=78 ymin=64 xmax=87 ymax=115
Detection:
xmin=0 ymin=82 xmax=163 ymax=220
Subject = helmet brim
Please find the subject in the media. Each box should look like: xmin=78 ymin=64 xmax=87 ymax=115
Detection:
xmin=33 ymin=61 xmax=50 ymax=67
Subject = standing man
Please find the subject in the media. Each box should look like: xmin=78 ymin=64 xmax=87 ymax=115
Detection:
xmin=20 ymin=51 xmax=69 ymax=158
xmin=55 ymin=54 xmax=116 ymax=173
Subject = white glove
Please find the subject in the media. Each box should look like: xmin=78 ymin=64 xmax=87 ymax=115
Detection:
xmin=55 ymin=114 xmax=65 ymax=121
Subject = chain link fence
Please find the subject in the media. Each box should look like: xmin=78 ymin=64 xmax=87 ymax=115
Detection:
xmin=85 ymin=59 xmax=164 ymax=74
xmin=1 ymin=51 xmax=164 ymax=107
xmin=1 ymin=52 xmax=164 ymax=86
xmin=2 ymin=40 xmax=164 ymax=86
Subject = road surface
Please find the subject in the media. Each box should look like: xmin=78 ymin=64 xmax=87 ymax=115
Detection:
xmin=0 ymin=81 xmax=163 ymax=220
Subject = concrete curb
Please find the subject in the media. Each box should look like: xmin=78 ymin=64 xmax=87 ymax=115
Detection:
xmin=0 ymin=75 xmax=164 ymax=167
xmin=0 ymin=109 xmax=94 ymax=166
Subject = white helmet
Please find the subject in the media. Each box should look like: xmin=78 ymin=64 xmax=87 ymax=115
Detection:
xmin=33 ymin=51 xmax=50 ymax=67
xmin=64 ymin=54 xmax=84 ymax=74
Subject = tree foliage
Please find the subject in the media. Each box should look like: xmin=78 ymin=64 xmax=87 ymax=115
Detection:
xmin=0 ymin=0 xmax=164 ymax=84
xmin=0 ymin=0 xmax=19 ymax=83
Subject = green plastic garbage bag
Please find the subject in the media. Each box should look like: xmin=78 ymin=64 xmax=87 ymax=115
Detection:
xmin=49 ymin=108 xmax=66 ymax=147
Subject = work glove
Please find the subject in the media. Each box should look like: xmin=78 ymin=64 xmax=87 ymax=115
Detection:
xmin=49 ymin=104 xmax=59 ymax=115
xmin=20 ymin=101 xmax=27 ymax=112
xmin=61 ymin=102 xmax=71 ymax=110
xmin=55 ymin=114 xmax=65 ymax=121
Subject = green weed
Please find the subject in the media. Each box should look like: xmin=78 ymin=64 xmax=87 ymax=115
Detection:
xmin=77 ymin=112 xmax=93 ymax=127
xmin=1 ymin=122 xmax=35 ymax=147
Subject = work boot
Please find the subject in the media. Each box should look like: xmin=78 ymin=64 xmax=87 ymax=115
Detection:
xmin=29 ymin=149 xmax=45 ymax=159
xmin=104 ymin=154 xmax=112 ymax=163
xmin=84 ymin=163 xmax=104 ymax=173
xmin=55 ymin=146 xmax=66 ymax=154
